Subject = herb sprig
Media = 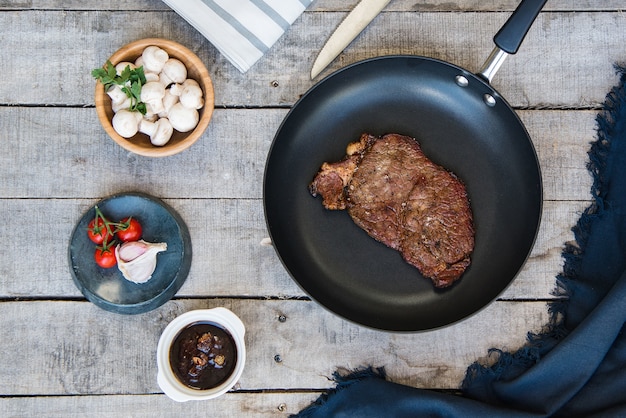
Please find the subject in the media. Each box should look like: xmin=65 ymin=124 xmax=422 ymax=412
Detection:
xmin=92 ymin=60 xmax=147 ymax=114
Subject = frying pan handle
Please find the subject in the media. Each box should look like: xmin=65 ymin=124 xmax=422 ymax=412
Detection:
xmin=494 ymin=0 xmax=547 ymax=54
xmin=478 ymin=0 xmax=547 ymax=83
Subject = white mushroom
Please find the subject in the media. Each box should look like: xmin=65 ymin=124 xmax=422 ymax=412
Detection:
xmin=112 ymin=109 xmax=142 ymax=138
xmin=143 ymin=104 xmax=158 ymax=120
xmin=182 ymin=78 xmax=200 ymax=88
xmin=142 ymin=111 xmax=158 ymax=123
xmin=158 ymin=88 xmax=180 ymax=118
xmin=115 ymin=61 xmax=136 ymax=75
xmin=168 ymin=103 xmax=199 ymax=132
xmin=169 ymin=82 xmax=183 ymax=97
xmin=139 ymin=118 xmax=174 ymax=146
xmin=169 ymin=79 xmax=198 ymax=96
xmin=106 ymin=85 xmax=127 ymax=104
xmin=142 ymin=46 xmax=169 ymax=73
xmin=103 ymin=46 xmax=202 ymax=147
xmin=179 ymin=82 xmax=204 ymax=110
xmin=159 ymin=58 xmax=187 ymax=87
xmin=140 ymin=81 xmax=166 ymax=115
xmin=112 ymin=97 xmax=131 ymax=113
xmin=132 ymin=55 xmax=160 ymax=81
xmin=144 ymin=72 xmax=160 ymax=83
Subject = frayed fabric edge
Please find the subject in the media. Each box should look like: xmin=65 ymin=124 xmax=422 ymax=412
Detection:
xmin=292 ymin=367 xmax=387 ymax=418
xmin=461 ymin=64 xmax=626 ymax=390
xmin=291 ymin=65 xmax=626 ymax=415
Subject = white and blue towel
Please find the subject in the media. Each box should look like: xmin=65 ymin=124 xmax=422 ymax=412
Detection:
xmin=162 ymin=0 xmax=313 ymax=72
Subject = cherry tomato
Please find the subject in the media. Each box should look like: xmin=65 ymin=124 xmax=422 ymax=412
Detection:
xmin=116 ymin=217 xmax=142 ymax=242
xmin=94 ymin=247 xmax=117 ymax=269
xmin=87 ymin=218 xmax=112 ymax=245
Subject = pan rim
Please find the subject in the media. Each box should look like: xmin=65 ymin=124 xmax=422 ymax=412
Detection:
xmin=263 ymin=55 xmax=543 ymax=332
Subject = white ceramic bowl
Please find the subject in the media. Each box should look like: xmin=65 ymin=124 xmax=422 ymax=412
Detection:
xmin=157 ymin=308 xmax=246 ymax=401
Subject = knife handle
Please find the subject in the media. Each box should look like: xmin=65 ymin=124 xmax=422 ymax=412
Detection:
xmin=493 ymin=0 xmax=548 ymax=54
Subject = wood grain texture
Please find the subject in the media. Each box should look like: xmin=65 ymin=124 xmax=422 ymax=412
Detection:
xmin=0 ymin=0 xmax=622 ymax=12
xmin=0 ymin=299 xmax=550 ymax=395
xmin=0 ymin=197 xmax=584 ymax=299
xmin=0 ymin=108 xmax=593 ymax=201
xmin=0 ymin=393 xmax=319 ymax=417
xmin=0 ymin=11 xmax=624 ymax=108
xmin=0 ymin=1 xmax=616 ymax=414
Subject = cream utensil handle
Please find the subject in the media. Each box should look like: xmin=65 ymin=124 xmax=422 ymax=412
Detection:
xmin=310 ymin=0 xmax=392 ymax=79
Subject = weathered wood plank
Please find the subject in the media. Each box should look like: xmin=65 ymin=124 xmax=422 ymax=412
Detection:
xmin=0 ymin=197 xmax=300 ymax=298
xmin=0 ymin=299 xmax=551 ymax=395
xmin=0 ymin=11 xmax=623 ymax=108
xmin=0 ymin=108 xmax=595 ymax=202
xmin=0 ymin=0 xmax=622 ymax=12
xmin=297 ymin=11 xmax=626 ymax=108
xmin=0 ymin=197 xmax=581 ymax=299
xmin=0 ymin=393 xmax=319 ymax=418
xmin=520 ymin=110 xmax=595 ymax=202
xmin=0 ymin=107 xmax=595 ymax=301
xmin=501 ymin=199 xmax=587 ymax=300
xmin=0 ymin=108 xmax=282 ymax=199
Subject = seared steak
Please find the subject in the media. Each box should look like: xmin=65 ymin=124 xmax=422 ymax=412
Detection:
xmin=309 ymin=133 xmax=474 ymax=288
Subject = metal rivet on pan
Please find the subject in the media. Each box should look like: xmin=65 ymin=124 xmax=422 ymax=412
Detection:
xmin=274 ymin=354 xmax=283 ymax=363
xmin=483 ymin=94 xmax=497 ymax=107
xmin=455 ymin=75 xmax=469 ymax=87
xmin=278 ymin=314 xmax=287 ymax=323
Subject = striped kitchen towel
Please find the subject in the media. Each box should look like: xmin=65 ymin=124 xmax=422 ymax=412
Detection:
xmin=162 ymin=0 xmax=313 ymax=72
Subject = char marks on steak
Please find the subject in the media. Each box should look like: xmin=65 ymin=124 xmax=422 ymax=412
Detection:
xmin=309 ymin=133 xmax=475 ymax=288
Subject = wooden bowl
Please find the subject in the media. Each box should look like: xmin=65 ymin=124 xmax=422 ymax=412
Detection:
xmin=94 ymin=38 xmax=214 ymax=157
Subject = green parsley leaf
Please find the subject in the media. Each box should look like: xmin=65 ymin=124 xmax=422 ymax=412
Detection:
xmin=92 ymin=60 xmax=147 ymax=115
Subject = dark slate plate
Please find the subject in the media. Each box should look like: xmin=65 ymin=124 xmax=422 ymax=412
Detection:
xmin=68 ymin=192 xmax=192 ymax=314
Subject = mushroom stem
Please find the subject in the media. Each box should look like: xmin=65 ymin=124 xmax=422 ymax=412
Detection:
xmin=139 ymin=118 xmax=174 ymax=146
xmin=141 ymin=81 xmax=166 ymax=114
xmin=107 ymin=85 xmax=127 ymax=104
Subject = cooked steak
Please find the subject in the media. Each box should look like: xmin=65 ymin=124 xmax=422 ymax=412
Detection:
xmin=309 ymin=133 xmax=474 ymax=288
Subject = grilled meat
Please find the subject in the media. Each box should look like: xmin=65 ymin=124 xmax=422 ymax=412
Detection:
xmin=309 ymin=133 xmax=474 ymax=288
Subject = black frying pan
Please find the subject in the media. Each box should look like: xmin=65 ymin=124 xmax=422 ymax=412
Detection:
xmin=264 ymin=0 xmax=546 ymax=331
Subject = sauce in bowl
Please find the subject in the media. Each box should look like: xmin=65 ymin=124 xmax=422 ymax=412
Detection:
xmin=169 ymin=321 xmax=238 ymax=390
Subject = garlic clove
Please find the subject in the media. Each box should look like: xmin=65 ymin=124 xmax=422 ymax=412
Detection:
xmin=115 ymin=240 xmax=167 ymax=284
xmin=117 ymin=240 xmax=150 ymax=261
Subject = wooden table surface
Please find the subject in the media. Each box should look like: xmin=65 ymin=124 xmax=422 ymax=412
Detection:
xmin=1 ymin=1 xmax=624 ymax=416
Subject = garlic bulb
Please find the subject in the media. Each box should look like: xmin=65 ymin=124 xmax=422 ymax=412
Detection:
xmin=115 ymin=240 xmax=167 ymax=284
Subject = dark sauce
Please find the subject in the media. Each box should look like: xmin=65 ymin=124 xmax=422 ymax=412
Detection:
xmin=169 ymin=321 xmax=238 ymax=390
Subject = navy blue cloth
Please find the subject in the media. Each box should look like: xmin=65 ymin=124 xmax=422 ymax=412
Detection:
xmin=294 ymin=66 xmax=626 ymax=418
